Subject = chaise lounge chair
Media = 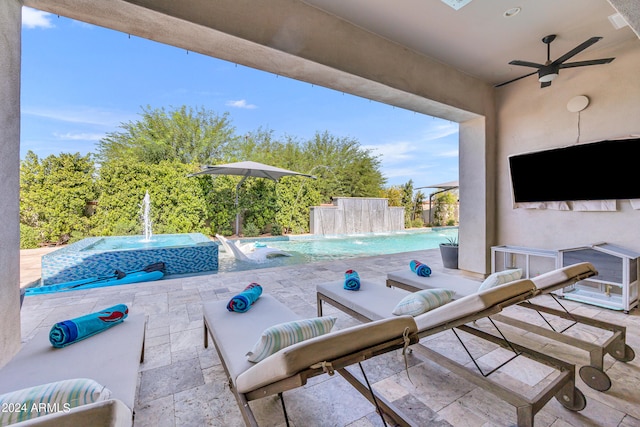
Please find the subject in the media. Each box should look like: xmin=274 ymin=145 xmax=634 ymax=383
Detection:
xmin=203 ymin=293 xmax=422 ymax=426
xmin=215 ymin=234 xmax=291 ymax=262
xmin=0 ymin=314 xmax=146 ymax=426
xmin=316 ymin=278 xmax=587 ymax=427
xmin=386 ymin=262 xmax=636 ymax=391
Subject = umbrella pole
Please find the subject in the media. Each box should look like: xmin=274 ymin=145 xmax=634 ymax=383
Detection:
xmin=235 ymin=176 xmax=249 ymax=235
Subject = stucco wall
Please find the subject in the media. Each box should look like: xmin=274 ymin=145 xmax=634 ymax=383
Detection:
xmin=495 ymin=38 xmax=640 ymax=253
xmin=0 ymin=0 xmax=22 ymax=368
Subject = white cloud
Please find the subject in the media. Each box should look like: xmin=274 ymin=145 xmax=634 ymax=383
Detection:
xmin=362 ymin=141 xmax=415 ymax=163
xmin=54 ymin=132 xmax=104 ymax=141
xmin=226 ymin=99 xmax=257 ymax=109
xmin=22 ymin=7 xmax=55 ymax=29
xmin=421 ymin=122 xmax=458 ymax=141
xmin=437 ymin=149 xmax=459 ymax=158
xmin=22 ymin=106 xmax=133 ymax=127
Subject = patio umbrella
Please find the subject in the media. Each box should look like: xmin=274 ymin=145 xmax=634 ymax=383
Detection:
xmin=416 ymin=181 xmax=459 ymax=225
xmin=189 ymin=161 xmax=316 ymax=234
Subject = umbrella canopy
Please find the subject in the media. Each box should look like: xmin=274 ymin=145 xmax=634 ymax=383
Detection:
xmin=190 ymin=161 xmax=315 ymax=181
xmin=190 ymin=161 xmax=316 ymax=235
xmin=416 ymin=180 xmax=459 ymax=191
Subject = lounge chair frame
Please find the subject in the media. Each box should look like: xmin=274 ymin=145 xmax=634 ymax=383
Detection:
xmin=203 ymin=307 xmax=421 ymax=426
xmin=317 ymin=285 xmax=586 ymax=427
xmin=0 ymin=314 xmax=146 ymax=427
xmin=387 ymin=263 xmax=635 ymax=391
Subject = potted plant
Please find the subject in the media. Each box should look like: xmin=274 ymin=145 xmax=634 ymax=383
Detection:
xmin=439 ymin=236 xmax=459 ymax=269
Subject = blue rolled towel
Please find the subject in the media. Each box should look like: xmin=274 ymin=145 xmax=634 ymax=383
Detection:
xmin=49 ymin=304 xmax=129 ymax=348
xmin=410 ymin=260 xmax=432 ymax=277
xmin=227 ymin=283 xmax=263 ymax=313
xmin=344 ymin=269 xmax=361 ymax=291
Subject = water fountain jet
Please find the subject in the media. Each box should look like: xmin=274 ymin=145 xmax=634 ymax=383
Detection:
xmin=141 ymin=191 xmax=153 ymax=242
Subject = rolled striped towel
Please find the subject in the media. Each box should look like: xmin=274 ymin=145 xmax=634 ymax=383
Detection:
xmin=344 ymin=270 xmax=361 ymax=291
xmin=49 ymin=304 xmax=128 ymax=348
xmin=227 ymin=283 xmax=263 ymax=313
xmin=410 ymin=260 xmax=432 ymax=277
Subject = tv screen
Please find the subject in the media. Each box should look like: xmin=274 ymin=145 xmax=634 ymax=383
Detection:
xmin=509 ymin=138 xmax=640 ymax=203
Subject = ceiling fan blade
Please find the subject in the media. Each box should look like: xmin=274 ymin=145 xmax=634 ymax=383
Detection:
xmin=552 ymin=36 xmax=602 ymax=65
xmin=540 ymin=81 xmax=552 ymax=88
xmin=509 ymin=60 xmax=544 ymax=68
xmin=495 ymin=71 xmax=538 ymax=88
xmin=559 ymin=58 xmax=615 ymax=68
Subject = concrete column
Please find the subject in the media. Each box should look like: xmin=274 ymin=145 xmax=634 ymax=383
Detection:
xmin=0 ymin=0 xmax=22 ymax=367
xmin=458 ymin=116 xmax=496 ymax=275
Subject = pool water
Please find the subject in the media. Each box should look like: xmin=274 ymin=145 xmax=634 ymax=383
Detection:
xmin=83 ymin=234 xmax=197 ymax=251
xmin=217 ymin=228 xmax=458 ymax=273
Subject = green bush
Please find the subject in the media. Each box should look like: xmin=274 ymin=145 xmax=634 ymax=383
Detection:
xmin=411 ymin=219 xmax=425 ymax=228
xmin=270 ymin=223 xmax=283 ymax=236
xmin=242 ymin=222 xmax=261 ymax=237
xmin=20 ymin=151 xmax=97 ymax=245
xmin=214 ymin=225 xmax=234 ymax=237
xmin=20 ymin=224 xmax=41 ymax=249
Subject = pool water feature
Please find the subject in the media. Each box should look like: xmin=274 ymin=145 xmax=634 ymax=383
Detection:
xmin=217 ymin=227 xmax=458 ymax=273
xmin=40 ymin=233 xmax=218 ymax=286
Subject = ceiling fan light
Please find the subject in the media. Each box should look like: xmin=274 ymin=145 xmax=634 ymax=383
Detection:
xmin=538 ymin=71 xmax=558 ymax=83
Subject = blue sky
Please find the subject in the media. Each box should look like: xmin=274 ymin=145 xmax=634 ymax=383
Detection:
xmin=20 ymin=7 xmax=459 ymax=188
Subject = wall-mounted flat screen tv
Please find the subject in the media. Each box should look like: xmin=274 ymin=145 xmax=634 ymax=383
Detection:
xmin=509 ymin=138 xmax=640 ymax=203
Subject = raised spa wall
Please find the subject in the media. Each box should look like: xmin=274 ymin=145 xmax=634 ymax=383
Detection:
xmin=41 ymin=233 xmax=218 ymax=286
xmin=310 ymin=197 xmax=405 ymax=235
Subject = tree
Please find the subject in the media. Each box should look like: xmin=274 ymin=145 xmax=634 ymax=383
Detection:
xmin=96 ymin=105 xmax=237 ymax=165
xmin=380 ymin=186 xmax=403 ymax=207
xmin=413 ymin=190 xmax=426 ymax=223
xmin=432 ymin=191 xmax=458 ymax=226
xmin=91 ymin=160 xmax=209 ymax=236
xmin=295 ymin=132 xmax=385 ymax=201
xmin=24 ymin=105 xmax=391 ymax=240
xmin=275 ymin=176 xmax=323 ymax=234
xmin=400 ymin=180 xmax=414 ymax=226
xmin=20 ymin=151 xmax=97 ymax=246
xmin=214 ymin=129 xmax=386 ymax=233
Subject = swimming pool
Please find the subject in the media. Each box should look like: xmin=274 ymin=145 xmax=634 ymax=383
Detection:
xmin=217 ymin=227 xmax=458 ymax=273
xmin=41 ymin=233 xmax=218 ymax=286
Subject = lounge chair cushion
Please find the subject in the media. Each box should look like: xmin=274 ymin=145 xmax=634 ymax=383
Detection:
xmin=414 ymin=279 xmax=535 ymax=331
xmin=0 ymin=378 xmax=111 ymax=425
xmin=246 ymin=316 xmax=337 ymax=362
xmin=235 ymin=315 xmax=418 ymax=394
xmin=0 ymin=314 xmax=146 ymax=411
xmin=387 ymin=270 xmax=479 ymax=298
xmin=391 ymin=289 xmax=454 ymax=316
xmin=203 ymin=295 xmax=303 ymax=385
xmin=317 ymin=281 xmax=409 ymax=321
xmin=478 ymin=269 xmax=523 ymax=291
xmin=530 ymin=262 xmax=597 ymax=292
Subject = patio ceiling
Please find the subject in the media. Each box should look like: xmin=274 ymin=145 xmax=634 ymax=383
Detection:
xmin=301 ymin=0 xmax=640 ymax=86
xmin=23 ymin=0 xmax=640 ymax=122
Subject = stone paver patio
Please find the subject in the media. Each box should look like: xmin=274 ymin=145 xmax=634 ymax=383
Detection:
xmin=17 ymin=248 xmax=640 ymax=426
